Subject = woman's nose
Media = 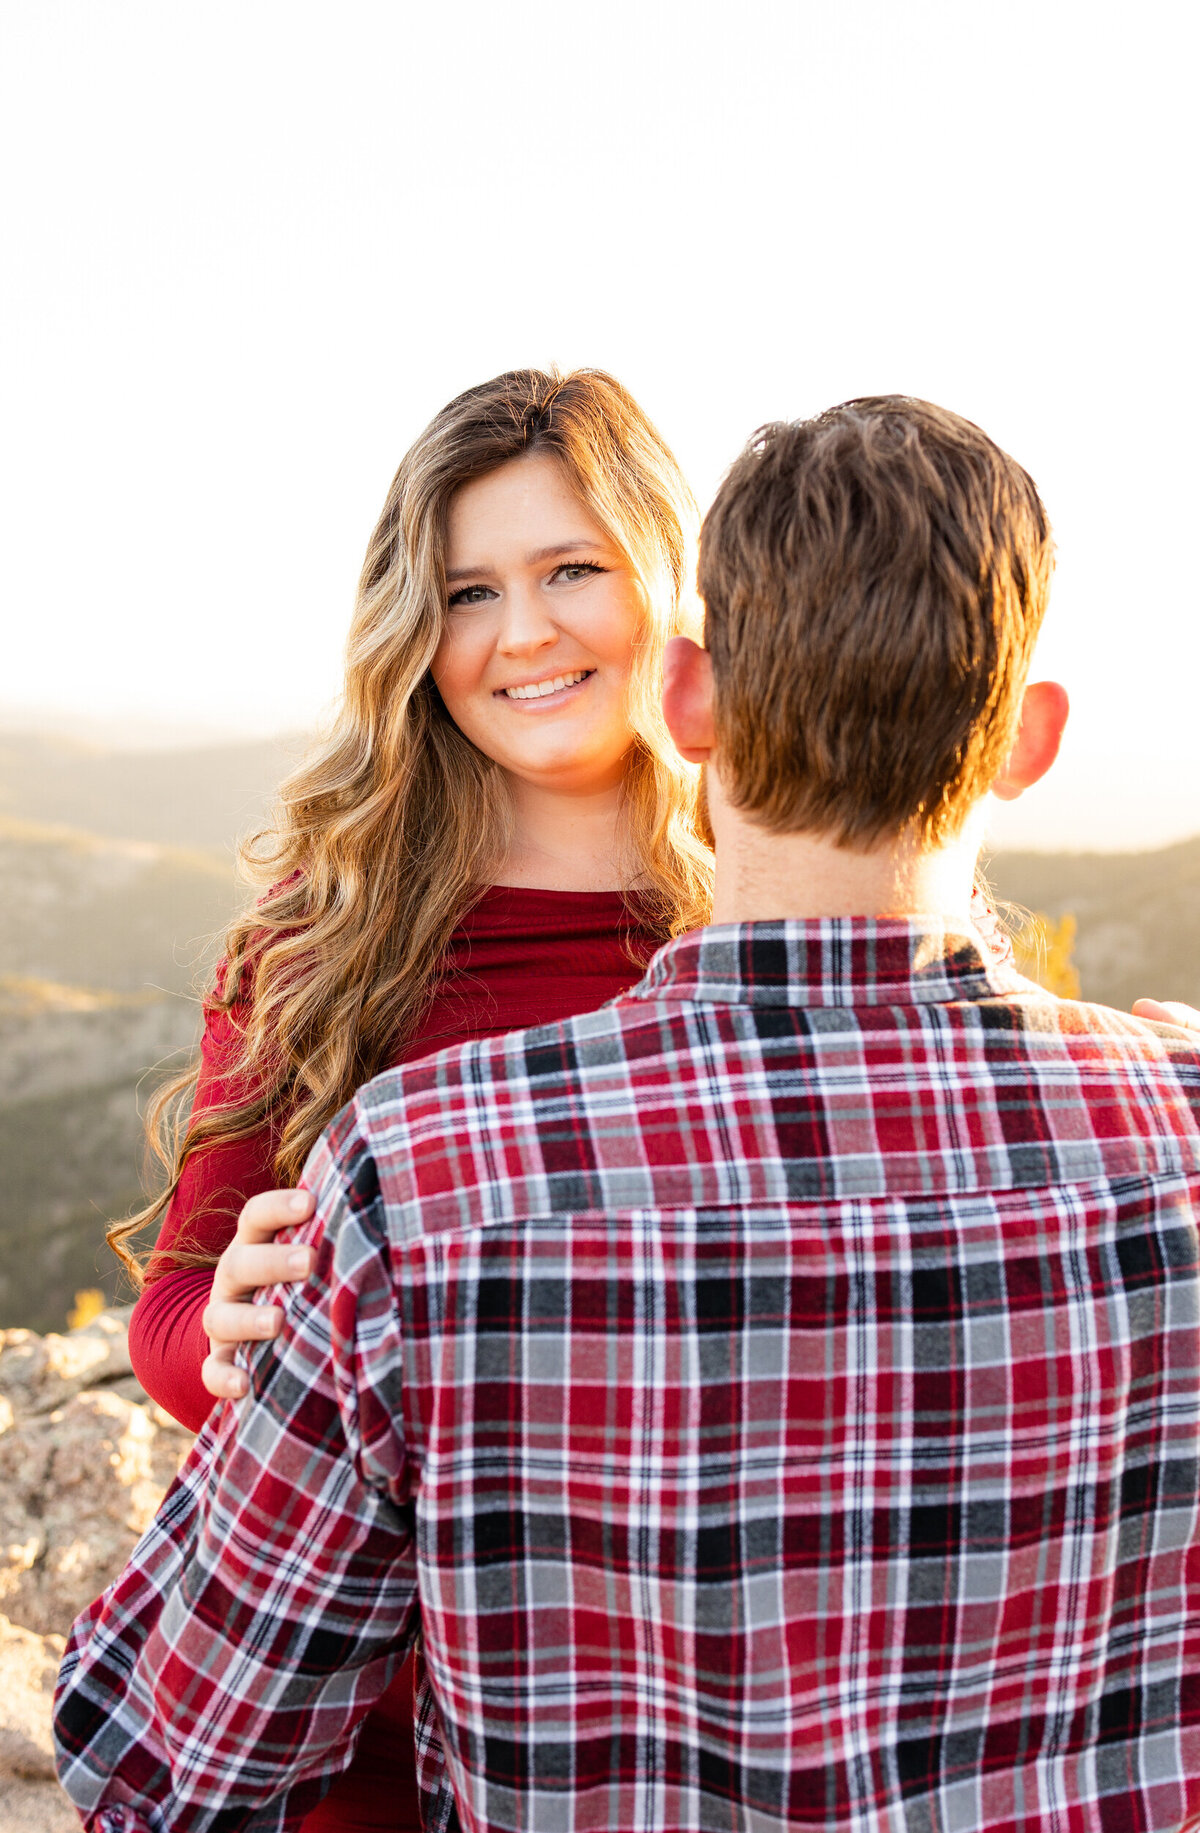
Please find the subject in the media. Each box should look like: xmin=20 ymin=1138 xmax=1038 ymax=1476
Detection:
xmin=496 ymin=582 xmax=557 ymax=656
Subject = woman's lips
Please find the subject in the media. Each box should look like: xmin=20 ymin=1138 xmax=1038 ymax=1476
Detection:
xmin=495 ymin=668 xmax=595 ymax=707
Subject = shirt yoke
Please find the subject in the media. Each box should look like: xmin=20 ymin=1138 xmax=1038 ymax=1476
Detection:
xmin=339 ymin=985 xmax=1200 ymax=1250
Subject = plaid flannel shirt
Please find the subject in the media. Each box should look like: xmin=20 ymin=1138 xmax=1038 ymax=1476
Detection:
xmin=55 ymin=919 xmax=1200 ymax=1833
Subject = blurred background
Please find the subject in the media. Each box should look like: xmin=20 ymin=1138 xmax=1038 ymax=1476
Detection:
xmin=2 ymin=0 xmax=1197 ymax=1331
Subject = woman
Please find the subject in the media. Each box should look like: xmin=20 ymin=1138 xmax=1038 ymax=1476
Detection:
xmin=113 ymin=367 xmax=713 ymax=1831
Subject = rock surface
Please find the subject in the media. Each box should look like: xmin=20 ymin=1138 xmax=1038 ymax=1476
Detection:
xmin=0 ymin=1779 xmax=78 ymax=1833
xmin=0 ymin=1309 xmax=194 ymax=1828
xmin=0 ymin=1615 xmax=65 ymax=1782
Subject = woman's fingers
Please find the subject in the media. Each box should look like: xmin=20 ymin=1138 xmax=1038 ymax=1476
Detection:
xmin=201 ymin=1346 xmax=254 ymax=1400
xmin=201 ymin=1296 xmax=291 ymax=1401
xmin=1133 ymin=998 xmax=1200 ymax=1029
xmin=202 ymin=1296 xmax=283 ymax=1346
xmin=201 ymin=1188 xmax=317 ymax=1401
xmin=210 ymin=1239 xmax=314 ymax=1305
xmin=234 ymin=1187 xmax=315 ymax=1245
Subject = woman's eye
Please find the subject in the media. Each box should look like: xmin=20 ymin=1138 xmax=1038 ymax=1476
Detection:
xmin=555 ymin=562 xmax=606 ymax=584
xmin=447 ymin=584 xmax=496 ymax=608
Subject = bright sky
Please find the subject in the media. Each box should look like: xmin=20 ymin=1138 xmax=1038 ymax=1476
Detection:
xmin=3 ymin=1 xmax=1196 ymax=850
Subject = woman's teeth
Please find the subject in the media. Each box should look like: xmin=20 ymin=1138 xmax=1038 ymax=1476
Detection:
xmin=504 ymin=670 xmax=591 ymax=701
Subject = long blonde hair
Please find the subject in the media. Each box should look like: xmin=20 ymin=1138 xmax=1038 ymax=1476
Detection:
xmin=111 ymin=368 xmax=713 ymax=1283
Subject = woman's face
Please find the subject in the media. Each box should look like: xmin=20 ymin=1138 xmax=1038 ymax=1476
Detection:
xmin=432 ymin=454 xmax=645 ymax=797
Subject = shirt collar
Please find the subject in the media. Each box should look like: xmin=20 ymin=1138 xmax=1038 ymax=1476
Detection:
xmin=630 ymin=916 xmax=1031 ymax=1010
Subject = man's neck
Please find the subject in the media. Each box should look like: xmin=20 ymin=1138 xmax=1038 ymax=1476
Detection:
xmin=708 ymin=779 xmax=984 ymax=926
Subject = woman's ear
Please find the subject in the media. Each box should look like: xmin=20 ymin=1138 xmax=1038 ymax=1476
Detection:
xmin=991 ymin=680 xmax=1070 ymax=802
xmin=662 ymin=637 xmax=716 ymax=764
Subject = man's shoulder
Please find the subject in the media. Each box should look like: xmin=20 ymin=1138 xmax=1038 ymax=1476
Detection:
xmin=933 ymin=984 xmax=1200 ymax=1185
xmin=990 ymin=984 xmax=1200 ymax=1073
xmin=316 ymin=992 xmax=680 ymax=1238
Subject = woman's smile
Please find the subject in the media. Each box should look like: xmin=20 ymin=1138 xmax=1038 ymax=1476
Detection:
xmin=497 ymin=667 xmax=595 ymax=705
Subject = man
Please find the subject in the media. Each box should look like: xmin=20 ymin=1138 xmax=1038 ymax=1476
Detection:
xmin=56 ymin=398 xmax=1200 ymax=1831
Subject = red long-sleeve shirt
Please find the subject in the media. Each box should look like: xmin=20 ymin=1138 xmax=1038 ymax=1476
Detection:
xmin=127 ymin=884 xmax=664 ymax=1833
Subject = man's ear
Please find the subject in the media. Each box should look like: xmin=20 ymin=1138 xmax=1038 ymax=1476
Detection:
xmin=662 ymin=636 xmax=716 ymax=764
xmin=991 ymin=680 xmax=1070 ymax=802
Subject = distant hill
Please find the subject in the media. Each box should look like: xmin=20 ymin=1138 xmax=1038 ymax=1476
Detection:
xmin=0 ymin=724 xmax=1197 ymax=1331
xmin=986 ymin=834 xmax=1200 ymax=1013
xmin=0 ymin=819 xmax=237 ymax=996
xmin=0 ymin=1057 xmax=186 ymax=1332
xmin=0 ymin=726 xmax=299 ymax=1329
xmin=0 ymin=729 xmax=307 ymax=852
xmin=0 ymin=814 xmax=246 ymax=1330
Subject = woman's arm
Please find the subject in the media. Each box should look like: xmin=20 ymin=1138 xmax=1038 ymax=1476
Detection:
xmin=127 ymin=988 xmax=287 ymax=1429
xmin=128 ymin=1266 xmax=222 ymax=1432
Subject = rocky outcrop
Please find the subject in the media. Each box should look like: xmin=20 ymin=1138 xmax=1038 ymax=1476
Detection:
xmin=0 ymin=1777 xmax=78 ymax=1833
xmin=0 ymin=1310 xmax=194 ymax=1828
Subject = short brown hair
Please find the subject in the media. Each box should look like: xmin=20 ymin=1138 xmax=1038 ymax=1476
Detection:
xmin=698 ymin=396 xmax=1054 ymax=847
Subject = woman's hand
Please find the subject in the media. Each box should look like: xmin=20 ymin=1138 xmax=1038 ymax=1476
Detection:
xmin=1132 ymin=999 xmax=1200 ymax=1029
xmin=201 ymin=1188 xmax=316 ymax=1400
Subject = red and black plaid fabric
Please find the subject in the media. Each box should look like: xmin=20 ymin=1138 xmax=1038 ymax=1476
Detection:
xmin=55 ymin=919 xmax=1200 ymax=1833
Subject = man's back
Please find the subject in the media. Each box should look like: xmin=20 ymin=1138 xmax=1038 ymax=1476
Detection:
xmin=55 ymin=918 xmax=1200 ymax=1833
xmin=340 ymin=918 xmax=1200 ymax=1831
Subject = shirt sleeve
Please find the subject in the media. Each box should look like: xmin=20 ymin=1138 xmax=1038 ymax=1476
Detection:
xmin=55 ymin=1115 xmax=420 ymax=1833
xmin=127 ymin=973 xmax=285 ymax=1431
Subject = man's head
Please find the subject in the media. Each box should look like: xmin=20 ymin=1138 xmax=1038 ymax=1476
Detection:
xmin=670 ymin=397 xmax=1061 ymax=851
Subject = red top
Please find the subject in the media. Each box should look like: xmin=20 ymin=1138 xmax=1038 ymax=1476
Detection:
xmin=127 ymin=884 xmax=664 ymax=1833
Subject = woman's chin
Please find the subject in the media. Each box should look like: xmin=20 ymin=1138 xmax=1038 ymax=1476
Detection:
xmin=497 ymin=749 xmax=632 ymax=800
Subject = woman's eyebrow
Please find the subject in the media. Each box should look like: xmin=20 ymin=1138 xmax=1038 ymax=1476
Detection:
xmin=444 ymin=540 xmax=607 ymax=584
xmin=525 ymin=539 xmax=608 ymax=565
